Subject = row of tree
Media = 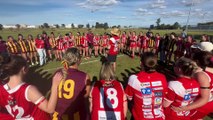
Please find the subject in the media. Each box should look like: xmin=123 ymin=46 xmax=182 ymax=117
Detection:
xmin=150 ymin=18 xmax=182 ymax=29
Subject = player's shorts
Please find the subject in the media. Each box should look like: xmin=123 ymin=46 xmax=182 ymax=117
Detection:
xmin=107 ymin=54 xmax=117 ymax=62
xmin=130 ymin=42 xmax=137 ymax=48
xmin=190 ymin=101 xmax=213 ymax=120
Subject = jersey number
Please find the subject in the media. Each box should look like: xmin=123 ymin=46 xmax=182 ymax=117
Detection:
xmin=5 ymin=105 xmax=24 ymax=118
xmin=100 ymin=88 xmax=118 ymax=109
xmin=58 ymin=79 xmax=75 ymax=99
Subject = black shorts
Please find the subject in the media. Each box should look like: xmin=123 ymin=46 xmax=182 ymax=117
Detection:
xmin=88 ymin=43 xmax=94 ymax=49
xmin=107 ymin=55 xmax=117 ymax=63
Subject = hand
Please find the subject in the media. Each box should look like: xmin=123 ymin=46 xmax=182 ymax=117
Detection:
xmin=52 ymin=72 xmax=63 ymax=86
xmin=171 ymin=105 xmax=186 ymax=112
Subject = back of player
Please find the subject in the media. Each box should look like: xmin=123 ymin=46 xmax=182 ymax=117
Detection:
xmin=164 ymin=57 xmax=200 ymax=120
xmin=53 ymin=48 xmax=90 ymax=120
xmin=125 ymin=52 xmax=167 ymax=120
xmin=90 ymin=63 xmax=127 ymax=120
xmin=0 ymin=83 xmax=50 ymax=120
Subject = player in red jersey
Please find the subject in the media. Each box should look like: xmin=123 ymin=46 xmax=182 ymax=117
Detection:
xmin=120 ymin=31 xmax=127 ymax=54
xmin=136 ymin=31 xmax=143 ymax=55
xmin=189 ymin=51 xmax=213 ymax=120
xmin=93 ymin=34 xmax=100 ymax=57
xmin=63 ymin=34 xmax=70 ymax=51
xmin=125 ymin=52 xmax=168 ymax=120
xmin=130 ymin=31 xmax=137 ymax=58
xmin=75 ymin=32 xmax=82 ymax=55
xmin=90 ymin=63 xmax=127 ymax=120
xmin=53 ymin=48 xmax=91 ymax=120
xmin=102 ymin=33 xmax=109 ymax=56
xmin=56 ymin=35 xmax=64 ymax=61
xmin=0 ymin=55 xmax=62 ymax=120
xmin=141 ymin=33 xmax=148 ymax=54
xmin=81 ymin=33 xmax=87 ymax=58
xmin=108 ymin=28 xmax=120 ymax=72
xmin=163 ymin=57 xmax=200 ymax=120
xmin=155 ymin=33 xmax=161 ymax=54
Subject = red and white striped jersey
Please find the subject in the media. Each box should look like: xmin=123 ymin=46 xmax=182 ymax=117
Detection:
xmin=125 ymin=71 xmax=168 ymax=120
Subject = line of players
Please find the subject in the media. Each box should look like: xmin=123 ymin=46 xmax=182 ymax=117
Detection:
xmin=1 ymin=30 xmax=211 ymax=66
xmin=1 ymin=47 xmax=213 ymax=120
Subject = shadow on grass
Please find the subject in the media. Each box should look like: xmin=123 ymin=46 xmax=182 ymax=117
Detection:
xmin=25 ymin=65 xmax=52 ymax=95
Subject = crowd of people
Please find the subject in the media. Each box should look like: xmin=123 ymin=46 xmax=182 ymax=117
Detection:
xmin=0 ymin=28 xmax=213 ymax=120
xmin=0 ymin=29 xmax=212 ymax=67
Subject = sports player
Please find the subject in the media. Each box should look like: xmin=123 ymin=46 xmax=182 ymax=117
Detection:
xmin=165 ymin=33 xmax=176 ymax=64
xmin=108 ymin=28 xmax=120 ymax=72
xmin=49 ymin=32 xmax=57 ymax=60
xmin=0 ymin=55 xmax=62 ymax=120
xmin=75 ymin=32 xmax=82 ymax=55
xmin=42 ymin=32 xmax=52 ymax=61
xmin=155 ymin=33 xmax=161 ymax=54
xmin=81 ymin=33 xmax=88 ymax=58
xmin=6 ymin=36 xmax=19 ymax=55
xmin=174 ymin=36 xmax=184 ymax=61
xmin=93 ymin=34 xmax=100 ymax=57
xmin=35 ymin=34 xmax=46 ymax=66
xmin=125 ymin=52 xmax=168 ymax=120
xmin=120 ymin=31 xmax=127 ymax=54
xmin=147 ymin=32 xmax=156 ymax=53
xmin=17 ymin=34 xmax=28 ymax=60
xmin=56 ymin=35 xmax=64 ymax=61
xmin=189 ymin=51 xmax=213 ymax=120
xmin=130 ymin=31 xmax=137 ymax=58
xmin=26 ymin=34 xmax=38 ymax=66
xmin=184 ymin=35 xmax=194 ymax=58
xmin=53 ymin=48 xmax=91 ymax=120
xmin=102 ymin=33 xmax=109 ymax=56
xmin=90 ymin=63 xmax=127 ymax=120
xmin=163 ymin=57 xmax=200 ymax=120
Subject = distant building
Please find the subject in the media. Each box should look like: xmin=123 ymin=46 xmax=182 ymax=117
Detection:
xmin=20 ymin=24 xmax=27 ymax=28
xmin=3 ymin=24 xmax=17 ymax=29
xmin=65 ymin=24 xmax=72 ymax=28
xmin=27 ymin=25 xmax=36 ymax=28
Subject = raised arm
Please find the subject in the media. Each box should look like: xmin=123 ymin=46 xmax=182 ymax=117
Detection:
xmin=28 ymin=72 xmax=62 ymax=113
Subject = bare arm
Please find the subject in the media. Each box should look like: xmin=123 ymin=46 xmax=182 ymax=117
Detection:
xmin=28 ymin=72 xmax=62 ymax=113
xmin=84 ymin=74 xmax=91 ymax=98
xmin=173 ymin=72 xmax=210 ymax=112
xmin=123 ymin=94 xmax=128 ymax=119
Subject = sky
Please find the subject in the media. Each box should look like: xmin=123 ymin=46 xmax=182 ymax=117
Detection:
xmin=0 ymin=0 xmax=212 ymax=27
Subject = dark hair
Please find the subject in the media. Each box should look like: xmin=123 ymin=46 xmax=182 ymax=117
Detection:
xmin=8 ymin=36 xmax=13 ymax=39
xmin=28 ymin=34 xmax=33 ymax=40
xmin=42 ymin=31 xmax=47 ymax=35
xmin=0 ymin=36 xmax=2 ymax=40
xmin=141 ymin=52 xmax=157 ymax=72
xmin=192 ymin=51 xmax=213 ymax=67
xmin=0 ymin=55 xmax=27 ymax=79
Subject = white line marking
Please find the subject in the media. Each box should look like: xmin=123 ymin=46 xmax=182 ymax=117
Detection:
xmin=43 ymin=55 xmax=124 ymax=72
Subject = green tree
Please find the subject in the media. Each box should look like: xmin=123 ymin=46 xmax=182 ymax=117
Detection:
xmin=86 ymin=23 xmax=90 ymax=29
xmin=173 ymin=22 xmax=181 ymax=29
xmin=15 ymin=24 xmax=21 ymax=29
xmin=103 ymin=22 xmax=109 ymax=30
xmin=55 ymin=24 xmax=60 ymax=28
xmin=61 ymin=24 xmax=65 ymax=28
xmin=71 ymin=23 xmax=75 ymax=28
xmin=43 ymin=23 xmax=49 ymax=28
xmin=156 ymin=18 xmax=161 ymax=28
xmin=0 ymin=24 xmax=3 ymax=30
xmin=78 ymin=24 xmax=84 ymax=28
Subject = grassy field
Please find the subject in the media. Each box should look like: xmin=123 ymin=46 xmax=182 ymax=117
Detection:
xmin=1 ymin=28 xmax=213 ymax=120
xmin=0 ymin=28 xmax=213 ymax=40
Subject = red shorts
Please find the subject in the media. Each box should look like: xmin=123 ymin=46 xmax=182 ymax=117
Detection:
xmin=130 ymin=42 xmax=137 ymax=48
xmin=190 ymin=101 xmax=213 ymax=120
xmin=137 ymin=43 xmax=141 ymax=47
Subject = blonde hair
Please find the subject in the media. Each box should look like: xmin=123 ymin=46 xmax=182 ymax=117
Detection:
xmin=175 ymin=57 xmax=198 ymax=76
xmin=61 ymin=48 xmax=81 ymax=80
xmin=99 ymin=63 xmax=116 ymax=80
